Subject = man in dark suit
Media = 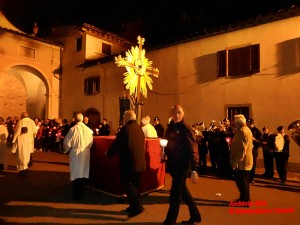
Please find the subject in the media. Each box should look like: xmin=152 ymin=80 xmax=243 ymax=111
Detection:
xmin=153 ymin=116 xmax=164 ymax=138
xmin=261 ymin=126 xmax=274 ymax=178
xmin=274 ymin=126 xmax=290 ymax=184
xmin=105 ymin=110 xmax=146 ymax=218
xmin=99 ymin=118 xmax=111 ymax=136
xmin=163 ymin=104 xmax=201 ymax=225
xmin=246 ymin=118 xmax=263 ymax=183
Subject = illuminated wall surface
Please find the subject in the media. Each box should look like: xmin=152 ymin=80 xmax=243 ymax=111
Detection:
xmin=0 ymin=12 xmax=61 ymax=120
xmin=1 ymin=12 xmax=300 ymax=168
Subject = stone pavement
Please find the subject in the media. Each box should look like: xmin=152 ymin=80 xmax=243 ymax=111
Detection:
xmin=0 ymin=151 xmax=299 ymax=225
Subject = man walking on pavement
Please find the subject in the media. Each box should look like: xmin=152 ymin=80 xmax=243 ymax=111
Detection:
xmin=106 ymin=110 xmax=146 ymax=218
xmin=163 ymin=104 xmax=201 ymax=225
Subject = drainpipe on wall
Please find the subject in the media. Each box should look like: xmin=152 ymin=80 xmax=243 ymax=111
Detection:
xmin=226 ymin=49 xmax=229 ymax=77
xmin=102 ymin=66 xmax=106 ymax=120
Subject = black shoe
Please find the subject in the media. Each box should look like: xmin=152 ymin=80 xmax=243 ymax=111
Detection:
xmin=18 ymin=169 xmax=28 ymax=176
xmin=181 ymin=218 xmax=201 ymax=224
xmin=28 ymin=161 xmax=33 ymax=167
xmin=125 ymin=206 xmax=132 ymax=213
xmin=127 ymin=206 xmax=144 ymax=218
xmin=263 ymin=174 xmax=274 ymax=179
xmin=72 ymin=192 xmax=83 ymax=200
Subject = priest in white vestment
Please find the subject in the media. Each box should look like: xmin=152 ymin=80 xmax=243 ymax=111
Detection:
xmin=63 ymin=113 xmax=93 ymax=199
xmin=141 ymin=116 xmax=158 ymax=138
xmin=0 ymin=117 xmax=8 ymax=171
xmin=12 ymin=112 xmax=37 ymax=175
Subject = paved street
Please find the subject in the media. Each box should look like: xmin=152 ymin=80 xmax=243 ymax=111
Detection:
xmin=0 ymin=151 xmax=299 ymax=225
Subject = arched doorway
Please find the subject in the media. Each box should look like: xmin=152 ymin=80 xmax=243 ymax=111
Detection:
xmin=0 ymin=65 xmax=48 ymax=120
xmin=84 ymin=108 xmax=101 ymax=131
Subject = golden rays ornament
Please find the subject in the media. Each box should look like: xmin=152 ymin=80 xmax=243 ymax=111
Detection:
xmin=115 ymin=36 xmax=159 ymax=99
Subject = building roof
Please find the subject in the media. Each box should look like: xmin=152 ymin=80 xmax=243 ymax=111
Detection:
xmin=82 ymin=23 xmax=133 ymax=48
xmin=149 ymin=5 xmax=300 ymax=50
xmin=0 ymin=11 xmax=24 ymax=33
xmin=0 ymin=11 xmax=63 ymax=48
xmin=78 ymin=6 xmax=300 ymax=68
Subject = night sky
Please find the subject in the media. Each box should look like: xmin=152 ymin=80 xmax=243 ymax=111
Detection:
xmin=0 ymin=0 xmax=298 ymax=47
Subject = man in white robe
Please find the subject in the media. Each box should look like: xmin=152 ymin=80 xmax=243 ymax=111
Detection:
xmin=0 ymin=117 xmax=8 ymax=171
xmin=141 ymin=116 xmax=158 ymax=138
xmin=63 ymin=113 xmax=93 ymax=200
xmin=12 ymin=112 xmax=37 ymax=175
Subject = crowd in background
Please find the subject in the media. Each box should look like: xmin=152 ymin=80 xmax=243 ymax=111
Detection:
xmin=2 ymin=113 xmax=164 ymax=156
xmin=191 ymin=118 xmax=234 ymax=178
xmin=3 ymin=115 xmax=113 ymax=155
xmin=190 ymin=118 xmax=290 ymax=184
xmin=1 ymin=113 xmax=290 ymax=184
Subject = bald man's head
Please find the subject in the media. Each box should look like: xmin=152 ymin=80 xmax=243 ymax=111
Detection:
xmin=171 ymin=104 xmax=184 ymax=124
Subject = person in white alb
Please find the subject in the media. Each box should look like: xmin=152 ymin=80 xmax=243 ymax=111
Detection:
xmin=63 ymin=113 xmax=94 ymax=199
xmin=12 ymin=112 xmax=37 ymax=175
xmin=141 ymin=116 xmax=158 ymax=138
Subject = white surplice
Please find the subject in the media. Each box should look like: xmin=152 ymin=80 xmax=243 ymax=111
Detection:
xmin=12 ymin=117 xmax=37 ymax=171
xmin=63 ymin=122 xmax=93 ymax=181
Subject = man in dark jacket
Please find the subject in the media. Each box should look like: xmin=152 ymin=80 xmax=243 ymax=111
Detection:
xmin=99 ymin=118 xmax=111 ymax=136
xmin=246 ymin=118 xmax=263 ymax=183
xmin=153 ymin=116 xmax=165 ymax=138
xmin=163 ymin=104 xmax=201 ymax=225
xmin=274 ymin=126 xmax=290 ymax=184
xmin=261 ymin=126 xmax=274 ymax=178
xmin=106 ymin=110 xmax=146 ymax=218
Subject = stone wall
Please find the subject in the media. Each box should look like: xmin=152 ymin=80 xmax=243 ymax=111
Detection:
xmin=0 ymin=74 xmax=26 ymax=119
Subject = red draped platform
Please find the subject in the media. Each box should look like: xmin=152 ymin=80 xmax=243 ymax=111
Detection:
xmin=89 ymin=136 xmax=166 ymax=197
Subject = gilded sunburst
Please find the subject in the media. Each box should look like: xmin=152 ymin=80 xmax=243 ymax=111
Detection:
xmin=115 ymin=36 xmax=159 ymax=98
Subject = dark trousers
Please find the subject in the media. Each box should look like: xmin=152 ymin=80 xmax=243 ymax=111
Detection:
xmin=208 ymin=144 xmax=218 ymax=170
xmin=34 ymin=138 xmax=42 ymax=150
xmin=233 ymin=169 xmax=250 ymax=202
xmin=263 ymin=149 xmax=274 ymax=177
xmin=121 ymin=172 xmax=142 ymax=210
xmin=28 ymin=153 xmax=33 ymax=167
xmin=163 ymin=168 xmax=200 ymax=225
xmin=72 ymin=178 xmax=86 ymax=199
xmin=249 ymin=148 xmax=258 ymax=182
xmin=198 ymin=146 xmax=207 ymax=173
xmin=274 ymin=152 xmax=289 ymax=182
xmin=218 ymin=147 xmax=232 ymax=177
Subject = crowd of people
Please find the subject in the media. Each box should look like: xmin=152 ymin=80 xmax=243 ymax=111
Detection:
xmin=0 ymin=108 xmax=292 ymax=224
xmin=190 ymin=117 xmax=290 ymax=184
xmin=3 ymin=115 xmax=114 ymax=154
xmin=0 ymin=111 xmax=290 ymax=183
xmin=0 ymin=113 xmax=114 ymax=174
xmin=193 ymin=118 xmax=290 ymax=184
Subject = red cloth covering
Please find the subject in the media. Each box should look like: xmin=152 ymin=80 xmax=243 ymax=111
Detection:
xmin=89 ymin=136 xmax=165 ymax=196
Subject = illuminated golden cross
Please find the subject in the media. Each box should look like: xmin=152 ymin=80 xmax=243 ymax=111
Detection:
xmin=115 ymin=36 xmax=159 ymax=124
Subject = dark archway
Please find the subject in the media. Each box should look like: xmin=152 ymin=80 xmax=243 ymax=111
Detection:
xmin=84 ymin=108 xmax=101 ymax=131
